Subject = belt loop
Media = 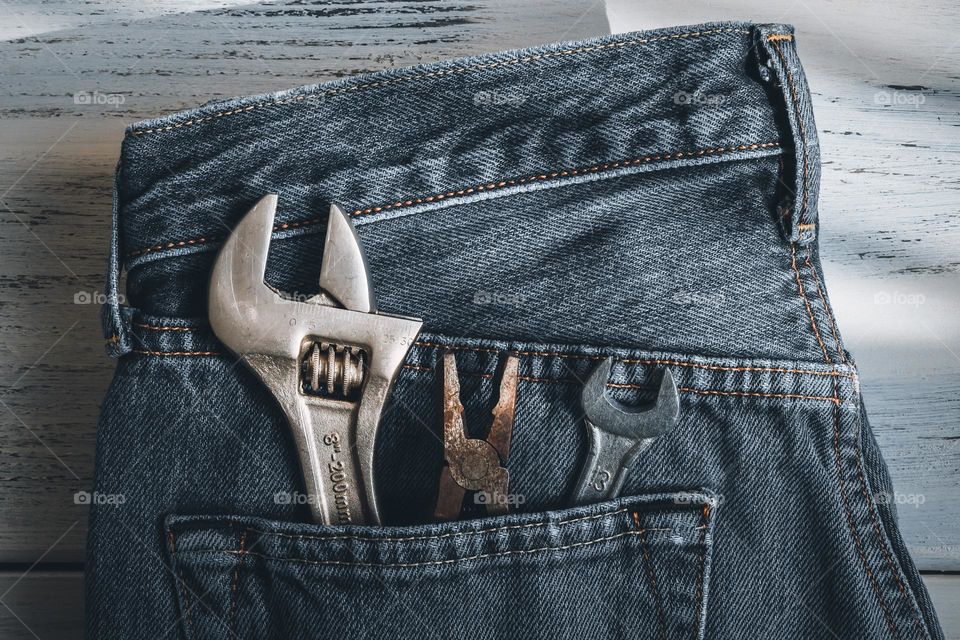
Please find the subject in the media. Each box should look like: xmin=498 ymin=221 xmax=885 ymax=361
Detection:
xmin=101 ymin=162 xmax=134 ymax=357
xmin=754 ymin=24 xmax=820 ymax=246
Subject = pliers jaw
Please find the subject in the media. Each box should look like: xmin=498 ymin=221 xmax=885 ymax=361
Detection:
xmin=435 ymin=351 xmax=520 ymax=520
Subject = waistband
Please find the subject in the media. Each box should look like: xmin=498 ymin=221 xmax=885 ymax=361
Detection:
xmin=103 ymin=22 xmax=822 ymax=359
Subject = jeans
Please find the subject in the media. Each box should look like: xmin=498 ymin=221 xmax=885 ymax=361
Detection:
xmin=89 ymin=21 xmax=943 ymax=639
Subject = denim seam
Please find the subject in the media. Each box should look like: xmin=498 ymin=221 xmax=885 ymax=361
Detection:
xmin=241 ymin=504 xmax=634 ymax=544
xmin=120 ymin=350 xmax=843 ymax=403
xmin=804 ymin=248 xmax=848 ymax=364
xmin=831 ymin=376 xmax=899 ymax=637
xmin=410 ymin=340 xmax=855 ymax=378
xmin=184 ymin=527 xmax=682 ymax=569
xmin=850 ymin=392 xmax=928 ymax=636
xmin=691 ymin=504 xmax=711 ymax=640
xmin=132 ymin=349 xmax=223 ymax=357
xmin=350 ymin=143 xmax=780 ymax=218
xmin=135 ymin=322 xmax=196 ymax=332
xmin=128 ymin=27 xmax=750 ymax=138
xmin=790 ymin=243 xmax=832 ymax=363
xmin=634 ymin=513 xmax=668 ymax=640
xmin=123 ymin=141 xmax=781 ymax=260
xmin=125 ymin=327 xmax=856 ymax=379
xmin=229 ymin=528 xmax=247 ymax=638
xmin=167 ymin=530 xmax=195 ymax=637
xmin=404 ymin=364 xmax=842 ymax=404
xmin=768 ymin=35 xmax=810 ymax=229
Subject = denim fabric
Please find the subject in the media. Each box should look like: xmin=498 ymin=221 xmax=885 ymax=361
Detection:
xmin=88 ymin=22 xmax=943 ymax=640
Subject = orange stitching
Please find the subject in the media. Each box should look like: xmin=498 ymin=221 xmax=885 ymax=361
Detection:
xmin=691 ymin=504 xmax=710 ymax=640
xmin=125 ymin=141 xmax=781 ymax=260
xmin=675 ymin=387 xmax=839 ymax=404
xmin=852 ymin=404 xmax=927 ymax=636
xmin=127 ymin=329 xmax=855 ymax=379
xmin=804 ymin=249 xmax=847 ymax=364
xmin=770 ymin=39 xmax=810 ymax=229
xmin=766 ymin=33 xmax=794 ymax=42
xmin=251 ymin=505 xmax=636 ymax=545
xmin=413 ymin=339 xmax=854 ymax=378
xmin=134 ymin=322 xmax=196 ymax=332
xmin=130 ymin=28 xmax=750 ymax=137
xmin=635 ymin=515 xmax=667 ymax=640
xmin=832 ymin=378 xmax=899 ymax=637
xmin=197 ymin=528 xmax=673 ymax=569
xmin=168 ymin=530 xmax=194 ymax=634
xmin=352 ymin=143 xmax=781 ymax=217
xmin=131 ymin=349 xmax=223 ymax=357
xmin=230 ymin=529 xmax=247 ymax=637
xmin=791 ymin=243 xmax=831 ymax=363
xmin=401 ymin=364 xmax=842 ymax=404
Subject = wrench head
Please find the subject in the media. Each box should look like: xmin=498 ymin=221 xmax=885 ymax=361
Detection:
xmin=208 ymin=194 xmax=423 ymax=525
xmin=580 ymin=357 xmax=679 ymax=439
xmin=319 ymin=203 xmax=377 ymax=314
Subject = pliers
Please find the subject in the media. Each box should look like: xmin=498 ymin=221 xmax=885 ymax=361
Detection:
xmin=435 ymin=351 xmax=520 ymax=520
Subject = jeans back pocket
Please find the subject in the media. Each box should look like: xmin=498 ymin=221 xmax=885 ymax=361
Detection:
xmin=167 ymin=491 xmax=716 ymax=640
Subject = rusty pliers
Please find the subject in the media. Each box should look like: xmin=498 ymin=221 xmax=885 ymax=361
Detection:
xmin=435 ymin=351 xmax=520 ymax=520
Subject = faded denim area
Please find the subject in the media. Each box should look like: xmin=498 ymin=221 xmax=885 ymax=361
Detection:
xmin=88 ymin=22 xmax=943 ymax=640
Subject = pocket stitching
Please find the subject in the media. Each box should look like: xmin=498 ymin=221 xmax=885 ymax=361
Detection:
xmin=167 ymin=529 xmax=196 ymax=637
xmin=691 ymin=504 xmax=711 ymax=640
xmin=189 ymin=526 xmax=687 ymax=570
xmin=634 ymin=512 xmax=668 ymax=640
xmin=229 ymin=528 xmax=248 ymax=638
xmin=218 ymin=505 xmax=632 ymax=546
xmin=831 ymin=377 xmax=899 ymax=637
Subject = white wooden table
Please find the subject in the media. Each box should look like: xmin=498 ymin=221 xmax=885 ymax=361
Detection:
xmin=0 ymin=0 xmax=956 ymax=637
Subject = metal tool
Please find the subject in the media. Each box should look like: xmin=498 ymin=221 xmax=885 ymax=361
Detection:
xmin=569 ymin=357 xmax=679 ymax=505
xmin=209 ymin=194 xmax=423 ymax=525
xmin=435 ymin=351 xmax=519 ymax=520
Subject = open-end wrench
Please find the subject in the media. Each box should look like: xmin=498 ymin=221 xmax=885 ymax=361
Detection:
xmin=209 ymin=194 xmax=423 ymax=525
xmin=569 ymin=357 xmax=679 ymax=505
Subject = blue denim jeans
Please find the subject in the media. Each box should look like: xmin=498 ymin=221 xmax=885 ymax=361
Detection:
xmin=89 ymin=22 xmax=943 ymax=639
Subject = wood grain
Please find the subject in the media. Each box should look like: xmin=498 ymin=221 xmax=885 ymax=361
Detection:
xmin=0 ymin=0 xmax=610 ymax=561
xmin=1 ymin=0 xmax=958 ymax=636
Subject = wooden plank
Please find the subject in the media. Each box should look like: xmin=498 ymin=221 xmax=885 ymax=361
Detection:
xmin=0 ymin=1 xmax=611 ymax=562
xmin=607 ymin=0 xmax=960 ymax=571
xmin=0 ymin=572 xmax=84 ymax=640
xmin=925 ymin=575 xmax=960 ymax=640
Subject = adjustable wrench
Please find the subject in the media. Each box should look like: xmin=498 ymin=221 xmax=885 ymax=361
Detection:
xmin=569 ymin=357 xmax=679 ymax=505
xmin=209 ymin=194 xmax=423 ymax=525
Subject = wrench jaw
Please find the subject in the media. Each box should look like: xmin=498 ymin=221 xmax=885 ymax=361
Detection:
xmin=209 ymin=194 xmax=423 ymax=526
xmin=570 ymin=358 xmax=680 ymax=507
